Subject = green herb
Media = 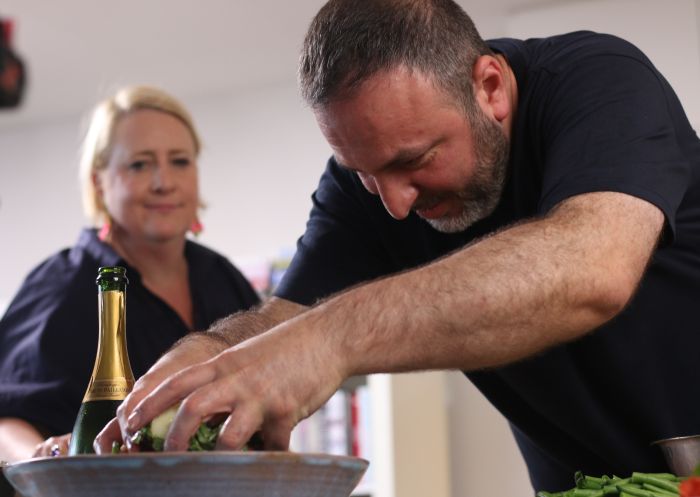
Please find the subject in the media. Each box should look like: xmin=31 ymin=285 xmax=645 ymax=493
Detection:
xmin=129 ymin=418 xmax=264 ymax=452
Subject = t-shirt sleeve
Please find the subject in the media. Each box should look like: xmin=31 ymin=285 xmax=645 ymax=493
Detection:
xmin=536 ymin=49 xmax=691 ymax=239
xmin=274 ymin=159 xmax=395 ymax=306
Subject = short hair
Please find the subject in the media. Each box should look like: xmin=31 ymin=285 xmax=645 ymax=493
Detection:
xmin=79 ymin=85 xmax=201 ymax=225
xmin=299 ymin=0 xmax=492 ymax=111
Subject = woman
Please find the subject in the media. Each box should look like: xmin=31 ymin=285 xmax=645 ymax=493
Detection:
xmin=0 ymin=86 xmax=260 ymax=461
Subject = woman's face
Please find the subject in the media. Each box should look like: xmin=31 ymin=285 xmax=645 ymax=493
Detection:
xmin=95 ymin=109 xmax=199 ymax=243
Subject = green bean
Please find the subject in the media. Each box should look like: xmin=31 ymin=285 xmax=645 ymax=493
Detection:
xmin=617 ymin=485 xmax=660 ymax=497
xmin=603 ymin=484 xmax=620 ymax=495
xmin=572 ymin=489 xmax=604 ymax=497
xmin=641 ymin=483 xmax=678 ymax=497
xmin=576 ymin=471 xmax=606 ymax=489
xmin=630 ymin=473 xmax=680 ymax=493
xmin=538 ymin=471 xmax=681 ymax=497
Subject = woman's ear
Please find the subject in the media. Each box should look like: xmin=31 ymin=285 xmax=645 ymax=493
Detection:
xmin=92 ymin=171 xmax=104 ymax=199
xmin=471 ymin=55 xmax=510 ymax=123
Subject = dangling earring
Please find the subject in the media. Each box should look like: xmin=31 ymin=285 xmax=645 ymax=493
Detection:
xmin=190 ymin=218 xmax=203 ymax=237
xmin=98 ymin=217 xmax=111 ymax=242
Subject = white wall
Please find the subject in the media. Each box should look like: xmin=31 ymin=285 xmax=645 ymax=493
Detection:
xmin=0 ymin=118 xmax=85 ymax=297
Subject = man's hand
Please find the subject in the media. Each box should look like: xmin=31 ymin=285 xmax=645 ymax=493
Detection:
xmin=120 ymin=313 xmax=345 ymax=452
xmin=93 ymin=298 xmax=307 ymax=454
xmin=94 ymin=333 xmax=226 ymax=454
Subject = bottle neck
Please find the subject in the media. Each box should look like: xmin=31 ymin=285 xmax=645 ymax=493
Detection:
xmin=82 ymin=288 xmax=134 ymax=402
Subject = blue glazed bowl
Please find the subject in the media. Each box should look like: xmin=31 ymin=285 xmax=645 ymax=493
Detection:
xmin=3 ymin=451 xmax=368 ymax=497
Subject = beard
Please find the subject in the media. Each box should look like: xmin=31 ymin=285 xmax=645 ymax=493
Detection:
xmin=419 ymin=108 xmax=510 ymax=234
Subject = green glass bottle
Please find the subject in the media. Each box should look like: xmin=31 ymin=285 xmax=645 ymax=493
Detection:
xmin=68 ymin=266 xmax=134 ymax=455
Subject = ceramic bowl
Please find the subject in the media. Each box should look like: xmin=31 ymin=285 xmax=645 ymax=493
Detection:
xmin=3 ymin=451 xmax=368 ymax=497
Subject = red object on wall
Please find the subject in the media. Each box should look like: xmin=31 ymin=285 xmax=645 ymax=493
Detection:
xmin=1 ymin=19 xmax=13 ymax=46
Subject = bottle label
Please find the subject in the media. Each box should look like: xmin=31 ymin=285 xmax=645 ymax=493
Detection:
xmin=83 ymin=377 xmax=134 ymax=402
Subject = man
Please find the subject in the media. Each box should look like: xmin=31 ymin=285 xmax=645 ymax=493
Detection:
xmin=96 ymin=0 xmax=700 ymax=492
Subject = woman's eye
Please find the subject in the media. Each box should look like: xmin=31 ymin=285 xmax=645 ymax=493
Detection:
xmin=172 ymin=157 xmax=191 ymax=167
xmin=128 ymin=160 xmax=147 ymax=171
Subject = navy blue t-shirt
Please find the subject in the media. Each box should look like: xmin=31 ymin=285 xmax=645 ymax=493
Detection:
xmin=0 ymin=228 xmax=260 ymax=435
xmin=275 ymin=32 xmax=700 ymax=491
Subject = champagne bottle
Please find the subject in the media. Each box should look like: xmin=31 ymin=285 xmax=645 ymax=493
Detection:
xmin=68 ymin=266 xmax=134 ymax=455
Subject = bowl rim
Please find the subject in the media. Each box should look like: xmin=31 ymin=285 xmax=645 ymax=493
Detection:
xmin=3 ymin=450 xmax=369 ymax=469
xmin=652 ymin=434 xmax=700 ymax=445
xmin=3 ymin=450 xmax=370 ymax=497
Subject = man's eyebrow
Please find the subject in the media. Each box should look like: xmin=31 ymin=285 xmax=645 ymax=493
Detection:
xmin=335 ymin=145 xmax=431 ymax=173
xmin=384 ymin=146 xmax=430 ymax=169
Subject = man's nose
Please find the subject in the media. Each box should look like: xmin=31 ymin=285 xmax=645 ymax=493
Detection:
xmin=375 ymin=176 xmax=418 ymax=220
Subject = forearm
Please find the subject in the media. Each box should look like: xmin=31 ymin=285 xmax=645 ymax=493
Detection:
xmin=312 ymin=192 xmax=663 ymax=375
xmin=0 ymin=418 xmax=43 ymax=462
xmin=174 ymin=297 xmax=308 ymax=352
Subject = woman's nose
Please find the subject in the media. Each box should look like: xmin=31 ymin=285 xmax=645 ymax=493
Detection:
xmin=151 ymin=161 xmax=174 ymax=191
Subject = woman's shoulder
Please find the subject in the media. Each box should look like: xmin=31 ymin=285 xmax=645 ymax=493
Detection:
xmin=184 ymin=238 xmax=248 ymax=273
xmin=15 ymin=229 xmax=113 ymax=302
xmin=184 ymin=239 xmax=260 ymax=304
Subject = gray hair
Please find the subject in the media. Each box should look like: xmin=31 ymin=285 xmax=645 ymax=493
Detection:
xmin=299 ymin=0 xmax=492 ymax=112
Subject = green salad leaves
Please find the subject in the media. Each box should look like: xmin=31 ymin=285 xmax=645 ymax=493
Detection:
xmin=116 ymin=405 xmax=263 ymax=452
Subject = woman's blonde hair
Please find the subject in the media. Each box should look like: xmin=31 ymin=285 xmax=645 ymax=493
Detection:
xmin=79 ymin=85 xmax=202 ymax=226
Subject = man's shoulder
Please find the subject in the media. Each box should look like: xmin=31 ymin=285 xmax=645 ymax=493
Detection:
xmin=490 ymin=31 xmax=647 ymax=72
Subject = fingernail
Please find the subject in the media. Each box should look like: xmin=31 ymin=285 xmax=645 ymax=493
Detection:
xmin=127 ymin=411 xmax=140 ymax=431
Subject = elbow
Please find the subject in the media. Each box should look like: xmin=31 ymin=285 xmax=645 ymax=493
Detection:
xmin=583 ymin=272 xmax=638 ymax=326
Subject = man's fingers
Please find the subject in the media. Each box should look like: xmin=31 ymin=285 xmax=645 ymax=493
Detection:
xmin=126 ymin=362 xmax=217 ymax=439
xmin=93 ymin=417 xmax=123 ymax=454
xmin=214 ymin=403 xmax=263 ymax=451
xmin=160 ymin=397 xmax=213 ymax=451
xmin=164 ymin=371 xmax=251 ymax=451
xmin=261 ymin=419 xmax=293 ymax=451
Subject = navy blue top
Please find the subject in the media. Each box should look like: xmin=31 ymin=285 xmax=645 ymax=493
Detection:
xmin=275 ymin=32 xmax=700 ymax=491
xmin=0 ymin=228 xmax=260 ymax=435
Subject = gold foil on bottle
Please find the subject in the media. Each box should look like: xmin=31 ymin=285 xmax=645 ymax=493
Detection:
xmin=83 ymin=290 xmax=135 ymax=402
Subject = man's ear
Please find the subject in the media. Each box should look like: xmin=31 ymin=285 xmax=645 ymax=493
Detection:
xmin=471 ymin=55 xmax=510 ymax=123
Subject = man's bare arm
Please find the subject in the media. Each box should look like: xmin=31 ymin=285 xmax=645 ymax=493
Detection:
xmin=324 ymin=191 xmax=664 ymax=374
xmin=177 ymin=297 xmax=308 ymax=350
xmin=116 ymin=191 xmax=664 ymax=451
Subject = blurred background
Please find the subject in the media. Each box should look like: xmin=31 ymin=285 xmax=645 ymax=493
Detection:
xmin=0 ymin=1 xmax=698 ymax=496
